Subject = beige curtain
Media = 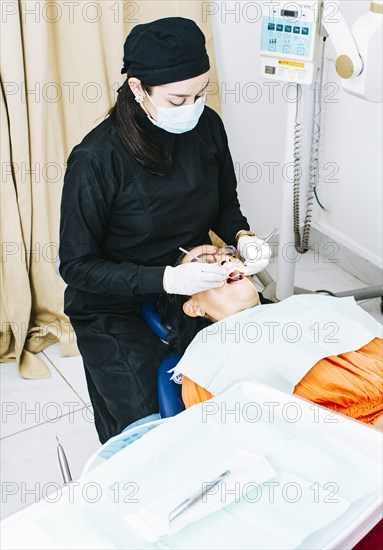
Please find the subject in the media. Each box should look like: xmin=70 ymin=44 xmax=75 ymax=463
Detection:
xmin=0 ymin=1 xmax=221 ymax=379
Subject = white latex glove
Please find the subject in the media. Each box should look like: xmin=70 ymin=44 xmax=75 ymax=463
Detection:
xmin=237 ymin=235 xmax=271 ymax=276
xmin=163 ymin=262 xmax=227 ymax=295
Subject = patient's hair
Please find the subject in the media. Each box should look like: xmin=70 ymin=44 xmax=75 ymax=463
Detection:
xmin=157 ymin=247 xmax=214 ymax=357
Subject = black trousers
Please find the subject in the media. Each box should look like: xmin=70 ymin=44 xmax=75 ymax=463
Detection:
xmin=70 ymin=304 xmax=167 ymax=444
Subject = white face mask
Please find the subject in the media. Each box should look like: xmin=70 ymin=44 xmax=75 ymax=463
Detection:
xmin=144 ymin=91 xmax=206 ymax=134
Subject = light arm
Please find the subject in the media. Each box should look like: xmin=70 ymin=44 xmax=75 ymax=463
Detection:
xmin=321 ymin=0 xmax=363 ymax=79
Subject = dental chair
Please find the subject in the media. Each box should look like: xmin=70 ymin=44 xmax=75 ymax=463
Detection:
xmin=81 ymin=288 xmax=277 ymax=474
xmin=139 ymin=290 xmax=273 ymax=418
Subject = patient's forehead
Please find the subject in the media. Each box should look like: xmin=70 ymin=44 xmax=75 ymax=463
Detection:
xmin=181 ymin=244 xmax=217 ymax=264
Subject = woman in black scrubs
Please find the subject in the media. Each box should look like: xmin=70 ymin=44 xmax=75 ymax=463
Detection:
xmin=59 ymin=17 xmax=270 ymax=443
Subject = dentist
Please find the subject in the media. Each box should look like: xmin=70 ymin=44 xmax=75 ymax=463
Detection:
xmin=59 ymin=17 xmax=270 ymax=443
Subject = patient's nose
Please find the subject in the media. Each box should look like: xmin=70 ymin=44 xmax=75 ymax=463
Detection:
xmin=218 ymin=255 xmax=232 ymax=266
xmin=219 ymin=256 xmax=241 ymax=269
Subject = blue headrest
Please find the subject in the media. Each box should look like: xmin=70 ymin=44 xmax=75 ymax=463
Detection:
xmin=140 ymin=297 xmax=172 ymax=342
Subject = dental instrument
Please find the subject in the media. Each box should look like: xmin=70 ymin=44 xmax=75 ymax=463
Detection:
xmin=263 ymin=227 xmax=279 ymax=244
xmin=56 ymin=434 xmax=73 ymax=485
xmin=168 ymin=469 xmax=231 ymax=525
xmin=178 ymin=247 xmax=206 ymax=263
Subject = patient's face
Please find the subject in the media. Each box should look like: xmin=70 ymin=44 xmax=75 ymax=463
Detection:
xmin=181 ymin=245 xmax=260 ymax=322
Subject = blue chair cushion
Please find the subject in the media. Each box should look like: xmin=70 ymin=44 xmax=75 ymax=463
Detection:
xmin=140 ymin=297 xmax=185 ymax=418
xmin=158 ymin=351 xmax=185 ymax=417
xmin=140 ymin=297 xmax=172 ymax=342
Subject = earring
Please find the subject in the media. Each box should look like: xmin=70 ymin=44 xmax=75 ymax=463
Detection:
xmin=199 ymin=309 xmax=206 ymax=316
xmin=134 ymin=94 xmax=145 ymax=103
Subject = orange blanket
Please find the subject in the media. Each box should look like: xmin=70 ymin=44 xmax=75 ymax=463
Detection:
xmin=181 ymin=337 xmax=383 ymax=426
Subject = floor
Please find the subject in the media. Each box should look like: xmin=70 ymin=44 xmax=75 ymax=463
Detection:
xmin=1 ymin=251 xmax=382 ymax=520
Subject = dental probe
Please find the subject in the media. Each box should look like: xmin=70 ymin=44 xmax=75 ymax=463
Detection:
xmin=56 ymin=433 xmax=73 ymax=485
xmin=178 ymin=247 xmax=206 ymax=263
xmin=264 ymin=227 xmax=279 ymax=243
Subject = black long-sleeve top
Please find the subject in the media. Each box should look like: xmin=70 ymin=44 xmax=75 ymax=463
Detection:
xmin=59 ymin=105 xmax=249 ymax=317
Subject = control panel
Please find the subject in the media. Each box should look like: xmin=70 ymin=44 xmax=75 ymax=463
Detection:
xmin=260 ymin=1 xmax=324 ymax=85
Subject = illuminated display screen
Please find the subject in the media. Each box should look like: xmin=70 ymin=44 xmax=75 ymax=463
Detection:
xmin=281 ymin=9 xmax=298 ymax=17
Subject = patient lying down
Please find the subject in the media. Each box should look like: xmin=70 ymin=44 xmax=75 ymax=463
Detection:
xmin=158 ymin=244 xmax=383 ymax=428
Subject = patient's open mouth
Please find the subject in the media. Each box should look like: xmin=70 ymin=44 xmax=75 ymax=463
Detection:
xmin=227 ymin=269 xmax=245 ymax=284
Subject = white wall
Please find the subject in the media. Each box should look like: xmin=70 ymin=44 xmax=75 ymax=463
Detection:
xmin=210 ymin=1 xmax=285 ymax=237
xmin=211 ymin=1 xmax=382 ymax=266
xmin=315 ymin=1 xmax=383 ymax=266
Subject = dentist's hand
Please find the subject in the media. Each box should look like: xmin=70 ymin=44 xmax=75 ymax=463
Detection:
xmin=163 ymin=262 xmax=227 ymax=295
xmin=237 ymin=234 xmax=271 ymax=276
